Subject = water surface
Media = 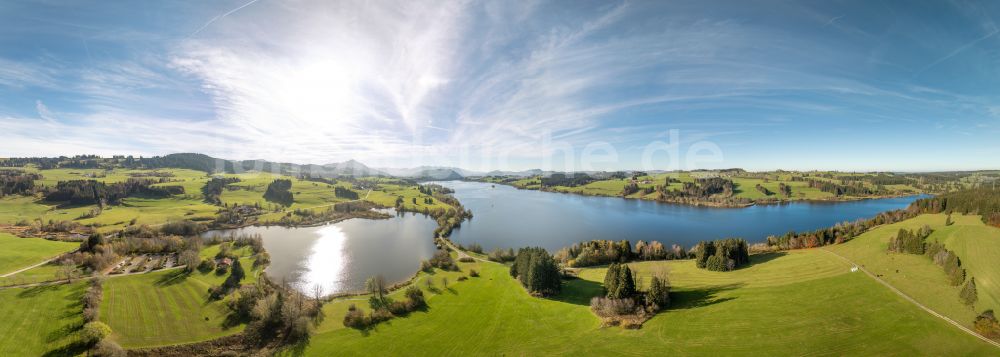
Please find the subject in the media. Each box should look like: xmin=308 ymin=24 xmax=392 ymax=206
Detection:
xmin=203 ymin=211 xmax=437 ymax=295
xmin=437 ymin=181 xmax=926 ymax=252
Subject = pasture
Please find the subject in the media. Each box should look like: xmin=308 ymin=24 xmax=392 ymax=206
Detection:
xmin=0 ymin=232 xmax=79 ymax=275
xmin=828 ymin=213 xmax=1000 ymax=327
xmin=0 ymin=282 xmax=87 ymax=356
xmin=100 ymin=245 xmax=259 ymax=348
xmin=291 ymin=248 xmax=996 ymax=355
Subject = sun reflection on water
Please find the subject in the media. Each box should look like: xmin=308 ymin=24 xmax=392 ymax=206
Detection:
xmin=299 ymin=225 xmax=348 ymax=295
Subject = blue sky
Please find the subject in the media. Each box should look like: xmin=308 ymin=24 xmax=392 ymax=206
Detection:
xmin=1 ymin=0 xmax=998 ymax=172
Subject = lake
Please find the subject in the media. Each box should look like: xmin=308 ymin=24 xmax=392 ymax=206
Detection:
xmin=202 ymin=210 xmax=437 ymax=295
xmin=437 ymin=181 xmax=926 ymax=252
xmin=203 ymin=181 xmax=925 ymax=296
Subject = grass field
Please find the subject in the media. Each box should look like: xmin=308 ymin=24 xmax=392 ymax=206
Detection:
xmin=932 ymin=216 xmax=1000 ymax=314
xmin=828 ymin=213 xmax=1000 ymax=327
xmin=0 ymin=282 xmax=87 ymax=356
xmin=0 ymin=232 xmax=79 ymax=275
xmin=101 ymin=246 xmax=259 ymax=348
xmin=0 ymin=168 xmax=450 ymax=233
xmin=524 ymin=171 xmax=922 ymax=203
xmin=0 ymin=262 xmax=83 ymax=286
xmin=290 ymin=249 xmax=996 ymax=355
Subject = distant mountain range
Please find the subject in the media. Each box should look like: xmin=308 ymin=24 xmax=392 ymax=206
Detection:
xmin=36 ymin=153 xmax=633 ymax=180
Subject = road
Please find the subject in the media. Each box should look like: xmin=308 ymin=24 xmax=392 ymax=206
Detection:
xmin=821 ymin=248 xmax=1000 ymax=349
xmin=440 ymin=239 xmax=491 ymax=263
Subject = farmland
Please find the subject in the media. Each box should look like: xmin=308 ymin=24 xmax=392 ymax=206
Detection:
xmin=0 ymin=282 xmax=88 ymax=356
xmin=291 ymin=248 xmax=996 ymax=355
xmin=0 ymin=232 xmax=78 ymax=275
xmin=100 ymin=245 xmax=260 ymax=348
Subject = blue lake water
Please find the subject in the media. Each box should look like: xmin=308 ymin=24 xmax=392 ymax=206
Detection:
xmin=438 ymin=181 xmax=927 ymax=252
xmin=204 ymin=181 xmax=925 ymax=295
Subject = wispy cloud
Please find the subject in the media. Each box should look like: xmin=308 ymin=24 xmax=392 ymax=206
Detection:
xmin=1 ymin=0 xmax=999 ymax=171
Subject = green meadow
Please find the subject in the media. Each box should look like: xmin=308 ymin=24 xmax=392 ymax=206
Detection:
xmin=101 ymin=245 xmax=259 ymax=348
xmin=291 ymin=248 xmax=996 ymax=355
xmin=532 ymin=171 xmax=922 ymax=202
xmin=827 ymin=213 xmax=1000 ymax=328
xmin=0 ymin=232 xmax=79 ymax=275
xmin=0 ymin=168 xmax=451 ymax=233
xmin=0 ymin=282 xmax=87 ymax=356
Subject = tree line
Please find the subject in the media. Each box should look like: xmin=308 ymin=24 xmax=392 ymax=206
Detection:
xmin=263 ymin=179 xmax=294 ymax=206
xmin=909 ymin=187 xmax=1000 ymax=226
xmin=334 ymin=186 xmax=359 ymax=200
xmin=766 ymin=209 xmax=916 ymax=250
xmin=807 ymin=179 xmax=882 ymax=196
xmin=201 ymin=177 xmax=241 ymax=204
xmin=0 ymin=170 xmax=38 ymax=196
xmin=509 ymin=247 xmax=561 ymax=296
xmin=554 ymin=239 xmax=691 ymax=268
xmin=694 ymin=238 xmax=750 ymax=272
xmin=44 ymin=179 xmax=182 ymax=207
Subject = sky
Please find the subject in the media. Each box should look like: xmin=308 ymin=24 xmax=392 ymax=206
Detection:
xmin=1 ymin=0 xmax=999 ymax=172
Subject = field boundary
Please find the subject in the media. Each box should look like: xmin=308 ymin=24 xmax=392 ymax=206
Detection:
xmin=821 ymin=248 xmax=1000 ymax=349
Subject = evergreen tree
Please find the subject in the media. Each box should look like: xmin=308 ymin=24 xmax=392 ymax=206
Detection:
xmin=960 ymin=277 xmax=978 ymax=306
xmin=609 ymin=264 xmax=636 ymax=299
xmin=604 ymin=263 xmax=621 ymax=297
xmin=646 ymin=276 xmax=671 ymax=307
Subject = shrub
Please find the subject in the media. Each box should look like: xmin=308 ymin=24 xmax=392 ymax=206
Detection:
xmin=83 ymin=307 xmax=100 ymax=322
xmin=369 ymin=308 xmax=393 ymax=324
xmin=458 ymin=257 xmax=474 ymax=263
xmin=420 ymin=259 xmax=433 ymax=272
xmin=487 ymin=247 xmax=516 ymax=262
xmin=404 ymin=286 xmax=425 ymax=309
xmin=457 ymin=276 xmax=468 ymax=281
xmin=198 ymin=258 xmax=216 ymax=272
xmin=81 ymin=321 xmax=112 ymax=345
xmin=91 ymin=339 xmax=126 ymax=357
xmin=590 ymin=297 xmax=638 ymax=317
xmin=428 ymin=250 xmax=458 ymax=271
xmin=974 ymin=310 xmax=1000 ymax=338
xmin=469 ymin=269 xmax=479 ymax=277
xmin=387 ymin=301 xmax=409 ymax=316
xmin=343 ymin=305 xmax=368 ymax=329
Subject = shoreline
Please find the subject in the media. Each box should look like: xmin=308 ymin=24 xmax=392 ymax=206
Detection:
xmin=473 ymin=180 xmax=928 ymax=208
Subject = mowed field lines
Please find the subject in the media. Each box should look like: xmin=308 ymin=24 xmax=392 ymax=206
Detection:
xmin=101 ymin=267 xmax=247 ymax=348
xmin=293 ymin=248 xmax=997 ymax=356
xmin=0 ymin=282 xmax=87 ymax=356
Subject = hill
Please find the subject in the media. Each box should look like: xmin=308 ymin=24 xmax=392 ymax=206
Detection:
xmin=289 ymin=248 xmax=997 ymax=355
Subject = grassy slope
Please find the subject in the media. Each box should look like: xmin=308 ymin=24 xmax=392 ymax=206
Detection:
xmin=101 ymin=246 xmax=258 ymax=348
xmin=0 ymin=168 xmax=216 ymax=232
xmin=0 ymin=169 xmax=453 ymax=232
xmin=826 ymin=213 xmax=1000 ymax=328
xmin=295 ymin=249 xmax=995 ymax=355
xmin=537 ymin=172 xmax=918 ymax=202
xmin=933 ymin=216 xmax=1000 ymax=313
xmin=0 ymin=262 xmax=83 ymax=286
xmin=0 ymin=232 xmax=79 ymax=275
xmin=0 ymin=282 xmax=87 ymax=356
